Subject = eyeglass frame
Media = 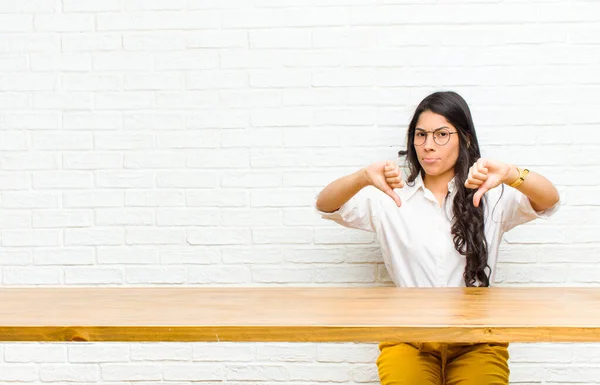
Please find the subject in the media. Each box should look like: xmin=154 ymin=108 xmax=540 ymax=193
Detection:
xmin=413 ymin=127 xmax=459 ymax=146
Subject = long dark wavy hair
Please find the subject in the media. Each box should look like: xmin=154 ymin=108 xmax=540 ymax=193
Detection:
xmin=398 ymin=91 xmax=491 ymax=287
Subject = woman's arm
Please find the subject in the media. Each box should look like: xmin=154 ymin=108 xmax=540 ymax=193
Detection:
xmin=316 ymin=169 xmax=370 ymax=213
xmin=501 ymin=166 xmax=560 ymax=212
xmin=316 ymin=161 xmax=404 ymax=213
xmin=465 ymin=159 xmax=560 ymax=211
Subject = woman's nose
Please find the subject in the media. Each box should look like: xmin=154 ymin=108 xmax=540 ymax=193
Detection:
xmin=423 ymin=133 xmax=436 ymax=149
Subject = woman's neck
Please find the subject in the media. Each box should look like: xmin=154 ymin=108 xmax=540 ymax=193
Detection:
xmin=423 ymin=169 xmax=455 ymax=196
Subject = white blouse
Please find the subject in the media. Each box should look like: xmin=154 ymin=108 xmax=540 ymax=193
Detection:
xmin=315 ymin=173 xmax=559 ymax=287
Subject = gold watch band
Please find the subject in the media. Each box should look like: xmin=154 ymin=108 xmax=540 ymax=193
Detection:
xmin=509 ymin=167 xmax=529 ymax=188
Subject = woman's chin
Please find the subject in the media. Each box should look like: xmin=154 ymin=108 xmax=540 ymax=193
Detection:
xmin=420 ymin=164 xmax=440 ymax=175
xmin=421 ymin=164 xmax=452 ymax=178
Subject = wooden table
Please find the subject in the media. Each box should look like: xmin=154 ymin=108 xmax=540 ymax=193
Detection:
xmin=1 ymin=287 xmax=600 ymax=343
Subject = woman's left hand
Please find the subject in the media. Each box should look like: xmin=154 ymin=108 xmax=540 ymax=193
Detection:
xmin=464 ymin=158 xmax=513 ymax=207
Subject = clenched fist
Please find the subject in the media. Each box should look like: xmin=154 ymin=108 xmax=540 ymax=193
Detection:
xmin=464 ymin=158 xmax=512 ymax=207
xmin=364 ymin=160 xmax=404 ymax=207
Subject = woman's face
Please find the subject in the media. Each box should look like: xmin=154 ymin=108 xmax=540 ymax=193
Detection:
xmin=413 ymin=110 xmax=461 ymax=180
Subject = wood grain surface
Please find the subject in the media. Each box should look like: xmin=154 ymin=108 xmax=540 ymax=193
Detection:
xmin=1 ymin=287 xmax=599 ymax=343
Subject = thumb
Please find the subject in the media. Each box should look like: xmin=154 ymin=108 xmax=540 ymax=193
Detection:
xmin=477 ymin=158 xmax=487 ymax=170
xmin=383 ymin=185 xmax=402 ymax=207
xmin=473 ymin=186 xmax=488 ymax=208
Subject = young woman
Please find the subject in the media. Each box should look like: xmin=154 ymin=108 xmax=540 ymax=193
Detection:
xmin=315 ymin=91 xmax=560 ymax=385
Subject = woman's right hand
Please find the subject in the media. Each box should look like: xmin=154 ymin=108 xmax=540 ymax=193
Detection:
xmin=363 ymin=160 xmax=404 ymax=207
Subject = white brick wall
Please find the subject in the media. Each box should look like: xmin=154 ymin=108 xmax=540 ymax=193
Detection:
xmin=0 ymin=0 xmax=599 ymax=383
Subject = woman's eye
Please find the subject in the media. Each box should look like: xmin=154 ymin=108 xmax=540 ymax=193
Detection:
xmin=437 ymin=132 xmax=448 ymax=137
xmin=416 ymin=132 xmax=425 ymax=137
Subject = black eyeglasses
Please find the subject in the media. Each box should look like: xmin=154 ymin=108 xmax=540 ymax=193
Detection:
xmin=414 ymin=128 xmax=458 ymax=146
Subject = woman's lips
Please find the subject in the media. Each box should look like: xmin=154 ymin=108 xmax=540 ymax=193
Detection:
xmin=422 ymin=158 xmax=440 ymax=164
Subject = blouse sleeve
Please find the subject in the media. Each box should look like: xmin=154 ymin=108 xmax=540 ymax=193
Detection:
xmin=497 ymin=185 xmax=560 ymax=233
xmin=314 ymin=186 xmax=385 ymax=233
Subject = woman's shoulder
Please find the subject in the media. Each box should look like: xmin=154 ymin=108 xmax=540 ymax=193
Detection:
xmin=354 ymin=185 xmax=406 ymax=214
xmin=485 ymin=184 xmax=520 ymax=206
xmin=481 ymin=184 xmax=522 ymax=221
